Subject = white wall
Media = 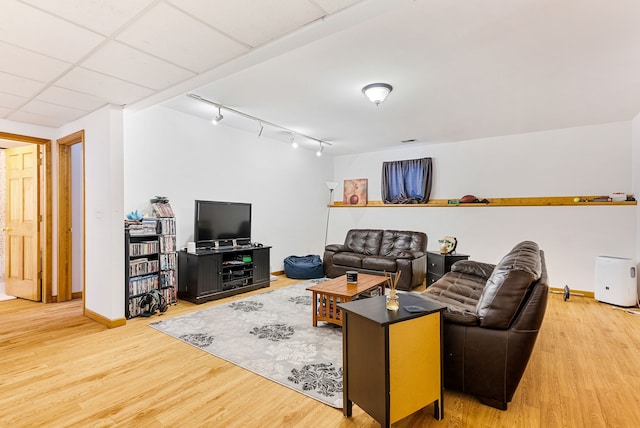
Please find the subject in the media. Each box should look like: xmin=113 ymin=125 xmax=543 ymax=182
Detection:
xmin=123 ymin=105 xmax=335 ymax=272
xmin=330 ymin=121 xmax=636 ymax=292
xmin=59 ymin=105 xmax=124 ymax=320
xmin=632 ymin=112 xmax=640 ymax=264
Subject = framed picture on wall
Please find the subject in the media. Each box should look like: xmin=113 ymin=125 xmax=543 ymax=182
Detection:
xmin=343 ymin=179 xmax=368 ymax=206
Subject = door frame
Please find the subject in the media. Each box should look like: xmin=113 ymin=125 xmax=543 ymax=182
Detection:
xmin=56 ymin=131 xmax=85 ymax=302
xmin=0 ymin=131 xmax=52 ymax=302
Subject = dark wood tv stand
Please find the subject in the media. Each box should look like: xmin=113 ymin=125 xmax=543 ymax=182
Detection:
xmin=178 ymin=245 xmax=270 ymax=304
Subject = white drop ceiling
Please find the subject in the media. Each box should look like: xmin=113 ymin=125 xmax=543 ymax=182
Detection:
xmin=2 ymin=0 xmax=640 ymax=155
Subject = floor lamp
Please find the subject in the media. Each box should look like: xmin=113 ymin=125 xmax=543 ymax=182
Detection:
xmin=324 ymin=181 xmax=338 ymax=249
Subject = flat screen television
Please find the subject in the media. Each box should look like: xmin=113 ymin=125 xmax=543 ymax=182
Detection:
xmin=194 ymin=200 xmax=251 ymax=246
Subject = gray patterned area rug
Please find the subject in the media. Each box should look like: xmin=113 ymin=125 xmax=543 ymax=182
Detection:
xmin=149 ymin=278 xmax=344 ymax=408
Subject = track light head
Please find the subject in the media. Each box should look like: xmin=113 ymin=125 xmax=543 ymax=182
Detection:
xmin=316 ymin=143 xmax=324 ymax=157
xmin=211 ymin=107 xmax=223 ymax=125
xmin=290 ymin=134 xmax=298 ymax=149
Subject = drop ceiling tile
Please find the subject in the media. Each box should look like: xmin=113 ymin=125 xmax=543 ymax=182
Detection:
xmin=0 ymin=91 xmax=28 ymax=109
xmin=8 ymin=109 xmax=68 ymax=127
xmin=0 ymin=106 xmax=12 ymax=117
xmin=82 ymin=41 xmax=196 ymax=91
xmin=20 ymin=0 xmax=155 ymax=36
xmin=168 ymin=0 xmax=324 ymax=47
xmin=313 ymin=0 xmax=364 ymax=14
xmin=0 ymin=0 xmax=105 ymax=63
xmin=0 ymin=71 xmax=46 ymax=97
xmin=55 ymin=67 xmax=154 ymax=105
xmin=21 ymin=99 xmax=88 ymax=121
xmin=117 ymin=2 xmax=248 ymax=73
xmin=0 ymin=41 xmax=70 ymax=82
xmin=36 ymin=86 xmax=106 ymax=112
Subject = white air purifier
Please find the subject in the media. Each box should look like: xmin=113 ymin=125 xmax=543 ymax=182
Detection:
xmin=594 ymin=256 xmax=638 ymax=307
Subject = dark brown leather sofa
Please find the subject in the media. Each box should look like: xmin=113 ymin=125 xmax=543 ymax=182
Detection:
xmin=323 ymin=229 xmax=427 ymax=290
xmin=418 ymin=240 xmax=549 ymax=410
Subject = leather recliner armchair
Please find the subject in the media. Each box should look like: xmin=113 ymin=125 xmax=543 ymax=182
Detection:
xmin=323 ymin=229 xmax=427 ymax=290
xmin=418 ymin=240 xmax=549 ymax=410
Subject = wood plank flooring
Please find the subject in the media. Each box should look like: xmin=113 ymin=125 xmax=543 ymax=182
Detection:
xmin=1 ymin=278 xmax=640 ymax=427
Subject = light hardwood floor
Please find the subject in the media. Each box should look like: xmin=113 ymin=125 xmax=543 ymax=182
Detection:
xmin=1 ymin=278 xmax=640 ymax=427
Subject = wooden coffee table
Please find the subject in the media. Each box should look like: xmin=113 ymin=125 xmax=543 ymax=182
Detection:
xmin=306 ymin=274 xmax=386 ymax=327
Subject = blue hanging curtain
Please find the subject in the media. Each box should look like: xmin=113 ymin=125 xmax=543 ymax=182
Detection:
xmin=382 ymin=157 xmax=432 ymax=204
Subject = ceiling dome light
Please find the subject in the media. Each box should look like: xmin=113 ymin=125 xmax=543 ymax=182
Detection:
xmin=362 ymin=83 xmax=393 ymax=106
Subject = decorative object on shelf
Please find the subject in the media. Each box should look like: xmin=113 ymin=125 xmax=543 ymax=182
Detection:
xmin=610 ymin=192 xmax=626 ymax=202
xmin=362 ymin=82 xmax=393 ymax=106
xmin=384 ymin=270 xmax=401 ymax=311
xmin=459 ymin=194 xmax=478 ymax=203
xmin=126 ymin=210 xmax=144 ymax=220
xmin=438 ymin=236 xmax=458 ymax=254
xmin=343 ymin=178 xmax=368 ymax=206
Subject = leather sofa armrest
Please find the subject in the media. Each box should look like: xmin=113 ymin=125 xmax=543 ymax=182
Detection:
xmin=325 ymin=244 xmax=348 ymax=253
xmin=451 ymin=260 xmax=496 ymax=280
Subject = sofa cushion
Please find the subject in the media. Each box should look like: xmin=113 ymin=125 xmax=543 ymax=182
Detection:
xmin=451 ymin=260 xmax=496 ymax=280
xmin=332 ymin=252 xmax=366 ymax=268
xmin=380 ymin=230 xmax=427 ymax=257
xmin=344 ymin=229 xmax=383 ymax=255
xmin=476 ymin=241 xmax=542 ymax=329
xmin=362 ymin=256 xmax=396 ymax=272
xmin=419 ymin=271 xmax=485 ymax=325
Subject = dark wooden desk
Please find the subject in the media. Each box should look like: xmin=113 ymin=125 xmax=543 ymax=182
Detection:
xmin=338 ymin=294 xmax=445 ymax=427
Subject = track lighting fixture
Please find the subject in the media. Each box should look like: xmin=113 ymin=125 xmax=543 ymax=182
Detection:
xmin=189 ymin=93 xmax=331 ymax=154
xmin=211 ymin=107 xmax=223 ymax=124
xmin=362 ymin=83 xmax=393 ymax=106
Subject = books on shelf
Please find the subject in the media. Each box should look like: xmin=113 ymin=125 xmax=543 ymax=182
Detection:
xmin=160 ymin=235 xmax=176 ymax=253
xmin=128 ymin=274 xmax=159 ymax=296
xmin=160 ymin=253 xmax=177 ymax=270
xmin=129 ymin=241 xmax=159 ymax=256
xmin=160 ymin=270 xmax=176 ymax=287
xmin=129 ymin=259 xmax=159 ymax=277
xmin=151 ymin=202 xmax=174 ymax=218
xmin=126 ymin=218 xmax=158 ymax=236
xmin=157 ymin=218 xmax=176 ymax=234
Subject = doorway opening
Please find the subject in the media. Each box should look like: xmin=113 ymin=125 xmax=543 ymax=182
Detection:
xmin=57 ymin=131 xmax=85 ymax=302
xmin=0 ymin=132 xmax=52 ymax=302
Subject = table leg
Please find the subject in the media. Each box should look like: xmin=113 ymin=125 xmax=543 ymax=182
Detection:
xmin=434 ymin=398 xmax=444 ymax=420
xmin=343 ymin=399 xmax=352 ymax=417
xmin=312 ymin=291 xmax=318 ymax=327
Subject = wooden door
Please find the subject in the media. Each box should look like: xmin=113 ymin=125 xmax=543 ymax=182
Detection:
xmin=4 ymin=145 xmax=41 ymax=300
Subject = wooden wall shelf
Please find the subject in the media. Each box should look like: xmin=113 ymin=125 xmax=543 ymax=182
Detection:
xmin=331 ymin=196 xmax=636 ymax=208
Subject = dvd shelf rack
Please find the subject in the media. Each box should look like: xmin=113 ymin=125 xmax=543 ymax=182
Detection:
xmin=125 ymin=221 xmax=161 ymax=319
xmin=151 ymin=198 xmax=178 ymax=306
